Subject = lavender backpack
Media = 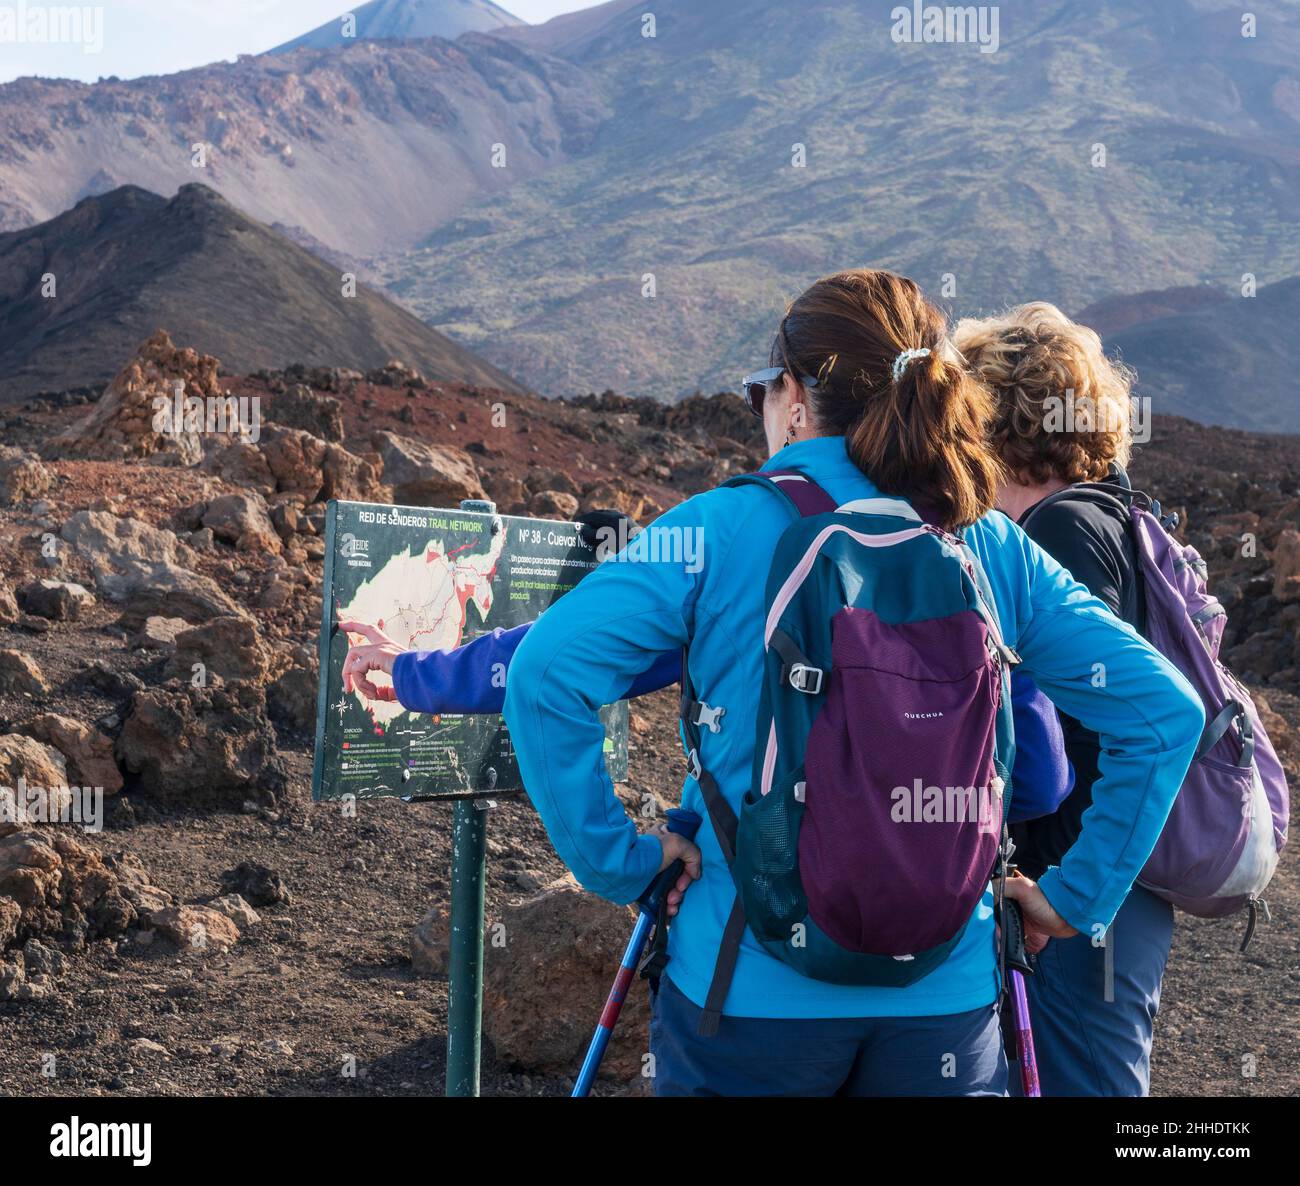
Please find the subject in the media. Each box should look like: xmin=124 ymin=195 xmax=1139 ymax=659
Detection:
xmin=1030 ymin=482 xmax=1289 ymax=932
xmin=684 ymin=471 xmax=1018 ymax=1034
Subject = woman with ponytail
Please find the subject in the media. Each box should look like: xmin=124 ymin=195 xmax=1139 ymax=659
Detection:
xmin=354 ymin=269 xmax=1204 ymax=1096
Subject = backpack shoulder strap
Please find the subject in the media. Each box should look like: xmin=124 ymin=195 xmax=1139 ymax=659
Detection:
xmin=723 ymin=468 xmax=837 ymax=517
xmin=726 ymin=468 xmax=931 ymax=523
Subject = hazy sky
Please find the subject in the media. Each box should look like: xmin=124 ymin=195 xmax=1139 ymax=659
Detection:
xmin=0 ymin=0 xmax=603 ymax=84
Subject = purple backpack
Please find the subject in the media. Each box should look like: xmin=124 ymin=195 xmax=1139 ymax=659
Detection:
xmin=1031 ymin=482 xmax=1289 ymax=931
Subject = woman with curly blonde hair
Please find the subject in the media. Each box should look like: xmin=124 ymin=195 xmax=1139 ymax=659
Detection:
xmin=955 ymin=302 xmax=1169 ymax=1098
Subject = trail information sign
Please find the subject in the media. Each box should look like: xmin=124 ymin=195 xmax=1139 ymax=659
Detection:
xmin=312 ymin=499 xmax=629 ymax=801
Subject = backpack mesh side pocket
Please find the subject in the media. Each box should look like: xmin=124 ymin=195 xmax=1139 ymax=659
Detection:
xmin=735 ymin=767 xmax=807 ymax=942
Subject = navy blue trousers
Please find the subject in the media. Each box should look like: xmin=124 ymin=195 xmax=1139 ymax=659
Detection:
xmin=649 ymin=976 xmax=1007 ymax=1097
xmin=1019 ymin=886 xmax=1174 ymax=1096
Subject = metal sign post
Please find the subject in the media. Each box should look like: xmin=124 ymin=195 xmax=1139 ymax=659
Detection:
xmin=443 ymin=497 xmax=501 ymax=1099
xmin=445 ymin=795 xmax=490 ymax=1096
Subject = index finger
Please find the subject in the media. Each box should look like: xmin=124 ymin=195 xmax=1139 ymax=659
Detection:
xmin=339 ymin=620 xmax=386 ymax=645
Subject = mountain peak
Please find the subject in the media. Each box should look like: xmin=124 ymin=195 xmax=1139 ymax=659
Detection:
xmin=0 ymin=184 xmax=525 ymax=400
xmin=270 ymin=0 xmax=524 ymax=56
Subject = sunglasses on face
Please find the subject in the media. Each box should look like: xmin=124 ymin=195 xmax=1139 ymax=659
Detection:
xmin=742 ymin=364 xmax=827 ymax=418
xmin=741 ymin=366 xmax=785 ymax=418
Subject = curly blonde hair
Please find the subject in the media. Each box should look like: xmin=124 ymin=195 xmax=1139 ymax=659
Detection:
xmin=953 ymin=302 xmax=1135 ymax=485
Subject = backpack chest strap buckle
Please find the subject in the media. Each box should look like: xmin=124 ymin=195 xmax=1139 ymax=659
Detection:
xmin=688 ymin=700 xmax=727 ymax=733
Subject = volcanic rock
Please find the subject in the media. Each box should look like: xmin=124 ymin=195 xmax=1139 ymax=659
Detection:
xmin=483 ymin=874 xmax=647 ymax=1084
xmin=258 ymin=426 xmax=388 ymax=503
xmin=130 ymin=616 xmax=190 ymax=650
xmin=17 ymin=578 xmax=95 ymax=621
xmin=103 ymin=850 xmax=174 ymax=917
xmin=580 ymin=479 xmax=647 ymax=521
xmin=529 ymin=489 xmax=579 ymax=519
xmin=164 ymin=616 xmax=274 ymax=687
xmin=524 ymin=468 xmax=579 ymax=497
xmin=150 ymin=904 xmax=240 ymax=952
xmin=266 ymin=648 xmax=318 ymax=733
xmin=200 ymin=492 xmax=281 ymax=555
xmin=368 ymin=430 xmax=485 ymax=506
xmin=0 ymin=828 xmax=137 ymax=951
xmin=115 ymin=681 xmax=286 ymax=807
xmin=208 ymin=893 xmax=261 ymax=929
xmin=0 ymin=733 xmax=69 ymax=799
xmin=0 ymin=649 xmax=50 ymax=696
xmin=51 ymin=331 xmax=244 ymax=465
xmin=0 ymin=584 xmax=18 ymax=625
xmin=218 ymin=861 xmax=289 ymax=907
xmin=269 ymin=384 xmax=345 ymax=442
xmin=59 ymin=508 xmax=243 ymax=623
xmin=0 ymin=446 xmax=52 ymax=506
xmin=410 ymin=903 xmax=450 ymax=977
xmin=22 ymin=713 xmax=123 ymax=794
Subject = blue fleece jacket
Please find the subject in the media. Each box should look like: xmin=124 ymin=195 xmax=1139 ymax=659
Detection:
xmin=493 ymin=437 xmax=1202 ymax=1019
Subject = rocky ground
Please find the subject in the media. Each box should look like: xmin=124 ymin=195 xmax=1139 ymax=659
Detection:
xmin=0 ymin=333 xmax=1297 ymax=1097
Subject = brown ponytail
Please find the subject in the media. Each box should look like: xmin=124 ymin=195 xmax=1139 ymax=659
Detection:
xmin=775 ymin=269 xmax=1002 ymax=530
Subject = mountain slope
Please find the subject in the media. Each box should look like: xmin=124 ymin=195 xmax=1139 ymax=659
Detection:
xmin=269 ymin=0 xmax=523 ymax=55
xmin=1104 ymin=277 xmax=1300 ymax=432
xmin=374 ymin=0 xmax=1300 ymax=407
xmin=1075 ymin=284 xmax=1232 ymax=337
xmin=0 ymin=33 xmax=605 ymax=252
xmin=1 ymin=0 xmax=1298 ymax=424
xmin=0 ymin=184 xmax=524 ymax=401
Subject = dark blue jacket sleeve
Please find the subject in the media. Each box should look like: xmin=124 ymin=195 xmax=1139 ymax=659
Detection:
xmin=1007 ymin=671 xmax=1074 ymax=823
xmin=391 ymin=624 xmax=681 ymax=715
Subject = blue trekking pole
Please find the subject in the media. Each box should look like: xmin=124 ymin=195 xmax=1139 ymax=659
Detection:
xmin=572 ymin=807 xmax=702 ymax=1097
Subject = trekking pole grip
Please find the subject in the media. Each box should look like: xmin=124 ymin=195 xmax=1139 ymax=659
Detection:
xmin=639 ymin=808 xmax=702 ymax=913
xmin=1001 ymin=896 xmax=1034 ymax=977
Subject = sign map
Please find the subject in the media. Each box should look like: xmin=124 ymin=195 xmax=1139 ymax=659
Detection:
xmin=312 ymin=500 xmax=629 ymax=801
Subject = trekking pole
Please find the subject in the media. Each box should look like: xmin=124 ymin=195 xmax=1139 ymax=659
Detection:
xmin=1002 ymin=898 xmax=1041 ymax=1097
xmin=571 ymin=807 xmax=702 ymax=1097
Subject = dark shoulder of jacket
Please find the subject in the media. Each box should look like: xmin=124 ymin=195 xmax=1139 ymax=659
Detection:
xmin=1021 ymin=473 xmax=1144 ymax=627
xmin=1022 ymin=464 xmax=1136 ymax=544
xmin=1022 ymin=488 xmax=1130 ymax=549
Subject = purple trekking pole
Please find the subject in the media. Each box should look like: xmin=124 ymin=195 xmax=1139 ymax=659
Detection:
xmin=1002 ymin=896 xmax=1041 ymax=1097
